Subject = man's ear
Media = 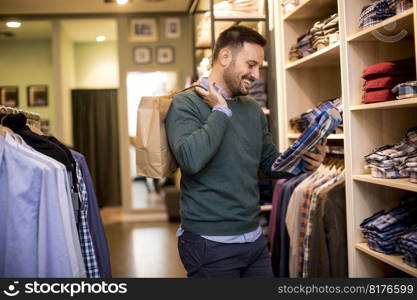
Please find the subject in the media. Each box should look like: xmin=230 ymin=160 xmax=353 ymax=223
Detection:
xmin=218 ymin=47 xmax=233 ymax=67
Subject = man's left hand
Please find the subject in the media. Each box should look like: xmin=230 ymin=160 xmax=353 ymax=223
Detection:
xmin=302 ymin=138 xmax=327 ymax=171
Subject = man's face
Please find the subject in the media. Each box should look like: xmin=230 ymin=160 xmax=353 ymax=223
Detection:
xmin=223 ymin=42 xmax=264 ymax=97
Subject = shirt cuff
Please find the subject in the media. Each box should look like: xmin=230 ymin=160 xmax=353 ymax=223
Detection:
xmin=213 ymin=105 xmax=232 ymax=118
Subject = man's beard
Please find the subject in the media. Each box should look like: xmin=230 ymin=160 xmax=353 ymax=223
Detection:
xmin=223 ymin=61 xmax=252 ymax=97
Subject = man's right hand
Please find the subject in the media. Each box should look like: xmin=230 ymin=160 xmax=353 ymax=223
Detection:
xmin=195 ymin=81 xmax=228 ymax=109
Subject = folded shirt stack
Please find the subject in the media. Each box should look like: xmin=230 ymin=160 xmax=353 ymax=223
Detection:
xmin=362 ymin=57 xmax=416 ymax=104
xmin=399 ymin=152 xmax=417 ymax=183
xmin=281 ymin=0 xmax=299 ymax=15
xmin=289 ymin=98 xmax=343 ymax=134
xmin=360 ymin=194 xmax=417 ymax=255
xmin=214 ymin=0 xmax=264 ymax=18
xmin=396 ymin=228 xmax=417 ymax=267
xmin=365 ymin=126 xmax=417 ymax=180
xmin=273 ymin=101 xmax=342 ymax=175
xmin=359 ymin=0 xmax=413 ymax=28
xmin=296 ymin=33 xmax=314 ymax=58
xmin=392 ymin=81 xmax=417 ymax=99
xmin=359 ymin=0 xmax=397 ymax=28
xmin=310 ymin=13 xmax=339 ymax=51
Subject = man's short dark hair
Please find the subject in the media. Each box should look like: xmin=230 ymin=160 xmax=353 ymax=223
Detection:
xmin=212 ymin=25 xmax=267 ymax=64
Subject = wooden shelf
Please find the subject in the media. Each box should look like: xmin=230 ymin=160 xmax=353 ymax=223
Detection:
xmin=285 ymin=42 xmax=340 ymax=69
xmin=347 ymin=9 xmax=414 ymax=42
xmin=287 ymin=132 xmax=344 ymax=140
xmin=260 ymin=204 xmax=272 ymax=212
xmin=349 ymin=97 xmax=417 ymax=111
xmin=283 ymin=0 xmax=338 ymax=21
xmin=356 ymin=243 xmax=417 ymax=277
xmin=352 ymin=174 xmax=417 ymax=193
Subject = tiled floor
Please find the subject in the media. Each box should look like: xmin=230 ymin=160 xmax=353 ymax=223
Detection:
xmin=101 ymin=207 xmax=186 ymax=278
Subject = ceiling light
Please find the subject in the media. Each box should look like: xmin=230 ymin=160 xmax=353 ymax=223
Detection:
xmin=116 ymin=0 xmax=129 ymax=4
xmin=6 ymin=21 xmax=21 ymax=28
xmin=96 ymin=35 xmax=106 ymax=42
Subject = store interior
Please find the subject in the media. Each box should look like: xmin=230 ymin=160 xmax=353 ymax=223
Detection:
xmin=1 ymin=0 xmax=417 ymax=278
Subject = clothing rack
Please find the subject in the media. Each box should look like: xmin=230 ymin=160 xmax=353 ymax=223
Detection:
xmin=0 ymin=105 xmax=41 ymax=123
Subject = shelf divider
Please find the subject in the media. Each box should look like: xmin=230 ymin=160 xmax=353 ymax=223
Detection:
xmin=352 ymin=174 xmax=417 ymax=193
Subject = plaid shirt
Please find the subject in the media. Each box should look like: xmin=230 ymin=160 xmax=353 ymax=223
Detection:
xmin=76 ymin=163 xmax=101 ymax=278
xmin=302 ymin=173 xmax=344 ymax=277
xmin=295 ymin=172 xmax=336 ymax=277
xmin=392 ymin=81 xmax=417 ymax=100
xmin=359 ymin=0 xmax=397 ymax=28
xmin=272 ymin=106 xmax=342 ymax=175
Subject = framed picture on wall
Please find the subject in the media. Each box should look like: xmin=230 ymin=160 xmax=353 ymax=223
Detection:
xmin=0 ymin=86 xmax=19 ymax=107
xmin=165 ymin=18 xmax=181 ymax=39
xmin=156 ymin=46 xmax=175 ymax=64
xmin=133 ymin=46 xmax=152 ymax=64
xmin=129 ymin=18 xmax=159 ymax=42
xmin=27 ymin=85 xmax=48 ymax=107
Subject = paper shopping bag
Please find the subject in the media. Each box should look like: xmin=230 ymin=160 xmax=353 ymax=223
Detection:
xmin=136 ymin=95 xmax=178 ymax=178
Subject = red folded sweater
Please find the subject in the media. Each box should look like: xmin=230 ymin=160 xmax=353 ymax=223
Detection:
xmin=362 ymin=57 xmax=416 ymax=80
xmin=362 ymin=89 xmax=395 ymax=104
xmin=363 ymin=75 xmax=417 ymax=91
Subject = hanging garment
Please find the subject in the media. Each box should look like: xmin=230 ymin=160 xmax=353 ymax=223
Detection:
xmin=71 ymin=150 xmax=113 ymax=277
xmin=307 ymin=180 xmax=348 ymax=277
xmin=0 ymin=133 xmax=86 ymax=277
xmin=268 ymin=179 xmax=288 ymax=252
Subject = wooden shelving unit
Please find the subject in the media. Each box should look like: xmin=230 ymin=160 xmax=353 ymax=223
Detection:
xmin=356 ymin=243 xmax=417 ymax=277
xmin=273 ymin=0 xmax=417 ymax=277
xmin=285 ymin=42 xmax=340 ymax=69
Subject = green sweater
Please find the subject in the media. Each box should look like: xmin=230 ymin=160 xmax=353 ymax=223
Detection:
xmin=165 ymin=90 xmax=291 ymax=235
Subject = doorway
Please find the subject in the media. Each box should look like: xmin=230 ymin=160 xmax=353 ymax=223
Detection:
xmin=126 ymin=71 xmax=178 ymax=210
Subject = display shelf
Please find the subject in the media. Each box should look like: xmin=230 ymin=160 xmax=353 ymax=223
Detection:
xmin=287 ymin=132 xmax=344 ymax=140
xmin=349 ymin=97 xmax=417 ymax=111
xmin=283 ymin=0 xmax=338 ymax=21
xmin=285 ymin=42 xmax=340 ymax=69
xmin=356 ymin=243 xmax=417 ymax=277
xmin=347 ymin=9 xmax=414 ymax=42
xmin=260 ymin=204 xmax=272 ymax=212
xmin=352 ymin=174 xmax=417 ymax=193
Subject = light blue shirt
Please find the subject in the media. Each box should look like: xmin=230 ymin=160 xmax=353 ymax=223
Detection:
xmin=176 ymin=225 xmax=263 ymax=243
xmin=0 ymin=134 xmax=85 ymax=277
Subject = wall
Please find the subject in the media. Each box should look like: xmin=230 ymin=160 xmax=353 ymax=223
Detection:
xmin=74 ymin=41 xmax=119 ymax=88
xmin=0 ymin=39 xmax=56 ymax=134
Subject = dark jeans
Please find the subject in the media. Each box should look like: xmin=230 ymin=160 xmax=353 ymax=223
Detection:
xmin=178 ymin=230 xmax=273 ymax=278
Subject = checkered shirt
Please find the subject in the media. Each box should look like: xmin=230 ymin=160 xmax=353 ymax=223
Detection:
xmin=76 ymin=162 xmax=101 ymax=278
xmin=359 ymin=0 xmax=396 ymax=28
xmin=392 ymin=81 xmax=417 ymax=100
xmin=302 ymin=173 xmax=344 ymax=277
xmin=272 ymin=106 xmax=342 ymax=175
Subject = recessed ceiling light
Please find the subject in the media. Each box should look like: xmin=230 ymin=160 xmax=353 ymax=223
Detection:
xmin=6 ymin=21 xmax=21 ymax=28
xmin=96 ymin=35 xmax=106 ymax=42
xmin=116 ymin=0 xmax=129 ymax=4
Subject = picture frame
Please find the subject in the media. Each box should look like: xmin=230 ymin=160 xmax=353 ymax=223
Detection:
xmin=0 ymin=86 xmax=19 ymax=107
xmin=27 ymin=85 xmax=48 ymax=107
xmin=133 ymin=46 xmax=152 ymax=64
xmin=156 ymin=46 xmax=175 ymax=64
xmin=129 ymin=18 xmax=159 ymax=42
xmin=165 ymin=18 xmax=181 ymax=39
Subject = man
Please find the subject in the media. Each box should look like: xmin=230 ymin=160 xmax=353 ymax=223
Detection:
xmin=165 ymin=25 xmax=326 ymax=278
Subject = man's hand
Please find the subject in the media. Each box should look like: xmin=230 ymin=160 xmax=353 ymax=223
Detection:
xmin=195 ymin=80 xmax=228 ymax=109
xmin=302 ymin=138 xmax=327 ymax=171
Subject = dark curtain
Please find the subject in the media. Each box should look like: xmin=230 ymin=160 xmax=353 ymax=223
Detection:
xmin=72 ymin=89 xmax=121 ymax=207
